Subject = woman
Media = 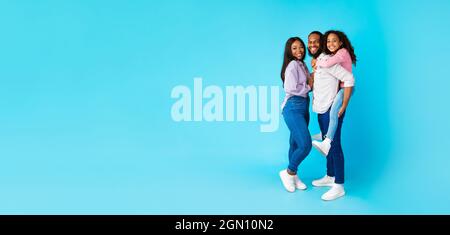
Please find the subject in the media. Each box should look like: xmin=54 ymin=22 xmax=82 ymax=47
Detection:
xmin=279 ymin=37 xmax=313 ymax=192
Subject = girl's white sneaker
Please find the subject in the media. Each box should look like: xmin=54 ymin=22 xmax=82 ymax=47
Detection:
xmin=312 ymin=138 xmax=331 ymax=156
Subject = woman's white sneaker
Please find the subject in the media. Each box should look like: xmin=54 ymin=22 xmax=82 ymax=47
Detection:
xmin=279 ymin=170 xmax=296 ymax=192
xmin=321 ymin=183 xmax=345 ymax=201
xmin=312 ymin=175 xmax=335 ymax=187
xmin=294 ymin=175 xmax=307 ymax=190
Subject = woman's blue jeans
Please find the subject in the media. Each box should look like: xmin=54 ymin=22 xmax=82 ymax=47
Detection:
xmin=282 ymin=96 xmax=312 ymax=174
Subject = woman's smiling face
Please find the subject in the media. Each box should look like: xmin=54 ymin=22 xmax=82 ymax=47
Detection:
xmin=291 ymin=40 xmax=304 ymax=60
xmin=327 ymin=33 xmax=343 ymax=53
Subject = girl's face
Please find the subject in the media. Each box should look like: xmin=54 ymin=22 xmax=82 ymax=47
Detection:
xmin=327 ymin=33 xmax=343 ymax=53
xmin=291 ymin=40 xmax=304 ymax=60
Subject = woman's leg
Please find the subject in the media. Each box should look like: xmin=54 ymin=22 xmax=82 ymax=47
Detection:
xmin=288 ymin=133 xmax=297 ymax=162
xmin=283 ymin=109 xmax=312 ymax=174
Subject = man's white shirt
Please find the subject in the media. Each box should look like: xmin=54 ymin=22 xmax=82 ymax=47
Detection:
xmin=312 ymin=53 xmax=355 ymax=114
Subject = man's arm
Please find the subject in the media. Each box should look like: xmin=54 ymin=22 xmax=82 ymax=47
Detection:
xmin=339 ymin=87 xmax=353 ymax=117
xmin=308 ymin=72 xmax=314 ymax=90
xmin=328 ymin=63 xmax=354 ymax=87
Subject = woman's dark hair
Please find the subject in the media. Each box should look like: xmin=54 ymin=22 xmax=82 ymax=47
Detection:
xmin=308 ymin=31 xmax=323 ymax=58
xmin=323 ymin=30 xmax=357 ymax=65
xmin=280 ymin=37 xmax=306 ymax=83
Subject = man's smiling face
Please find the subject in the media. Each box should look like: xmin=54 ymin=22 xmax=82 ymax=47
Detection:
xmin=308 ymin=33 xmax=321 ymax=57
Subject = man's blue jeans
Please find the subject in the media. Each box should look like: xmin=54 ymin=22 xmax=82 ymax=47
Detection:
xmin=282 ymin=96 xmax=312 ymax=174
xmin=318 ymin=107 xmax=346 ymax=184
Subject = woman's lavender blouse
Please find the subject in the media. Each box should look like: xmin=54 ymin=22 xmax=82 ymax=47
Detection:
xmin=281 ymin=60 xmax=311 ymax=110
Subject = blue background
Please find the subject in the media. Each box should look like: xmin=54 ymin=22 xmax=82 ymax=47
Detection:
xmin=0 ymin=0 xmax=449 ymax=214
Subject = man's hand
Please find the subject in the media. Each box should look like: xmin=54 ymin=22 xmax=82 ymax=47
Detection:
xmin=308 ymin=73 xmax=314 ymax=89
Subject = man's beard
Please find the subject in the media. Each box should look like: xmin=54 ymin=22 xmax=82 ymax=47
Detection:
xmin=308 ymin=48 xmax=322 ymax=58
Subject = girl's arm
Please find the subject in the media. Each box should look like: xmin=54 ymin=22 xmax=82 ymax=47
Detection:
xmin=317 ymin=48 xmax=347 ymax=68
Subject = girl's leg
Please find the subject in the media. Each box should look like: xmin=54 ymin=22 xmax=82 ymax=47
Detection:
xmin=312 ymin=89 xmax=344 ymax=156
xmin=326 ymin=88 xmax=344 ymax=141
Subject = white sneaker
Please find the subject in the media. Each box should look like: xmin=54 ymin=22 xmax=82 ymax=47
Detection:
xmin=321 ymin=183 xmax=345 ymax=201
xmin=311 ymin=133 xmax=323 ymax=141
xmin=312 ymin=137 xmax=331 ymax=156
xmin=279 ymin=170 xmax=295 ymax=192
xmin=294 ymin=175 xmax=307 ymax=190
xmin=312 ymin=175 xmax=335 ymax=187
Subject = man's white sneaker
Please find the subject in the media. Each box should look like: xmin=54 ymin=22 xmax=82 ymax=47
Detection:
xmin=279 ymin=170 xmax=295 ymax=192
xmin=312 ymin=138 xmax=331 ymax=156
xmin=311 ymin=133 xmax=323 ymax=141
xmin=312 ymin=175 xmax=335 ymax=187
xmin=321 ymin=183 xmax=345 ymax=201
xmin=294 ymin=175 xmax=307 ymax=190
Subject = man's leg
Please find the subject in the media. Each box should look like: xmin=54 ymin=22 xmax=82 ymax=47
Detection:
xmin=318 ymin=111 xmax=334 ymax=178
xmin=320 ymin=110 xmax=346 ymax=201
xmin=330 ymin=111 xmax=345 ymax=184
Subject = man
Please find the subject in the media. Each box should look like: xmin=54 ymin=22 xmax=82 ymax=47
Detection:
xmin=307 ymin=31 xmax=354 ymax=201
xmin=308 ymin=31 xmax=323 ymax=61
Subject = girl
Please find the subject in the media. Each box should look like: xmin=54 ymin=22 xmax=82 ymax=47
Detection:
xmin=312 ymin=30 xmax=357 ymax=156
xmin=279 ymin=37 xmax=313 ymax=192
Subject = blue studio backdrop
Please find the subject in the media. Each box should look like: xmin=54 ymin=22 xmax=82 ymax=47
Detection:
xmin=0 ymin=0 xmax=449 ymax=214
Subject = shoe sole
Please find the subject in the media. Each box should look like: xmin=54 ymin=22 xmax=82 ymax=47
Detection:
xmin=312 ymin=182 xmax=334 ymax=187
xmin=321 ymin=191 xmax=345 ymax=201
xmin=312 ymin=142 xmax=328 ymax=157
